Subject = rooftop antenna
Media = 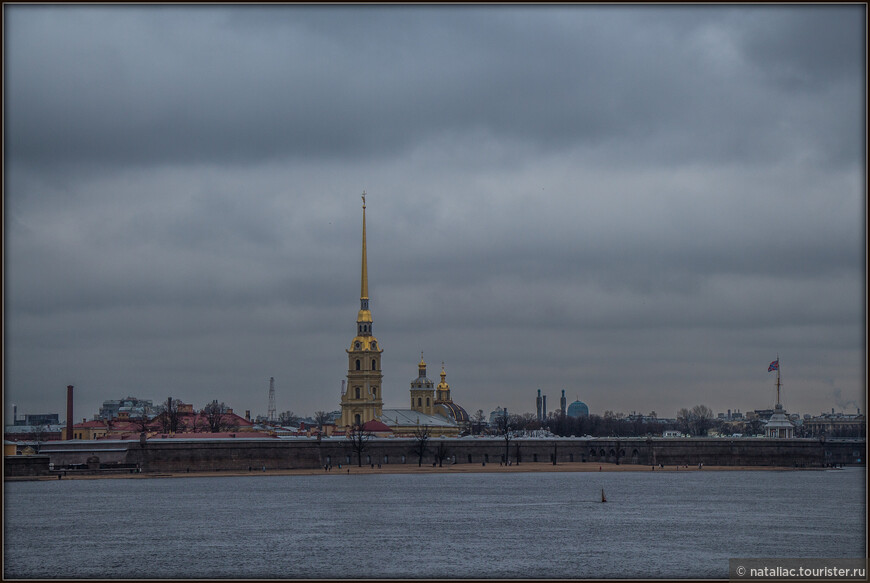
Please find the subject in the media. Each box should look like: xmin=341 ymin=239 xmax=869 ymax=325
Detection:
xmin=268 ymin=377 xmax=276 ymax=422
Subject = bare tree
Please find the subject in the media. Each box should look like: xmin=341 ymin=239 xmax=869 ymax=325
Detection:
xmin=345 ymin=423 xmax=373 ymax=467
xmin=690 ymin=405 xmax=714 ymax=436
xmin=158 ymin=397 xmax=181 ymax=434
xmin=278 ymin=410 xmax=300 ymax=426
xmin=546 ymin=410 xmax=571 ymax=436
xmin=495 ymin=410 xmax=518 ymax=464
xmin=676 ymin=408 xmax=692 ymax=435
xmin=314 ymin=410 xmax=331 ymax=431
xmin=202 ymin=401 xmax=232 ymax=433
xmin=411 ymin=425 xmax=431 ymax=467
xmin=132 ymin=409 xmax=151 ymax=434
xmin=432 ymin=439 xmax=451 ymax=467
xmin=745 ymin=417 xmax=765 ymax=436
xmin=520 ymin=412 xmax=540 ymax=431
xmin=675 ymin=405 xmax=715 ymax=436
xmin=471 ymin=409 xmax=486 ymax=435
xmin=31 ymin=423 xmax=49 ymax=453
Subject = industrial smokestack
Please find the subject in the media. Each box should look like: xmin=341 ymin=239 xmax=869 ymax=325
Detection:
xmin=543 ymin=395 xmax=547 ymax=418
xmin=560 ymin=390 xmax=567 ymax=415
xmin=536 ymin=389 xmax=542 ymax=422
xmin=66 ymin=385 xmax=74 ymax=440
xmin=12 ymin=404 xmax=16 ymax=424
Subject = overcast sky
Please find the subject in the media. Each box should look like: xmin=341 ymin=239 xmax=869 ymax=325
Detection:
xmin=4 ymin=5 xmax=865 ymax=425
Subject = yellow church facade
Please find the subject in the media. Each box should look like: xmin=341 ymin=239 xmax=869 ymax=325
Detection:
xmin=338 ymin=193 xmax=468 ymax=436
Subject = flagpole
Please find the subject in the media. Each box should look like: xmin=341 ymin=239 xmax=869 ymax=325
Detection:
xmin=776 ymin=353 xmax=781 ymax=407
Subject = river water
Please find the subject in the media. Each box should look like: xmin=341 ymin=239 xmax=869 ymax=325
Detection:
xmin=3 ymin=468 xmax=865 ymax=579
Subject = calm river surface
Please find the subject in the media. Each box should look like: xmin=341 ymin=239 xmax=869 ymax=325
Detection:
xmin=3 ymin=468 xmax=865 ymax=579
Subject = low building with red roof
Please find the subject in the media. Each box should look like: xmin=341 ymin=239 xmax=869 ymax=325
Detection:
xmin=361 ymin=419 xmax=393 ymax=437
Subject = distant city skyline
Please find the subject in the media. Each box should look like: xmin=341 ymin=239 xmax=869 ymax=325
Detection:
xmin=4 ymin=5 xmax=865 ymax=424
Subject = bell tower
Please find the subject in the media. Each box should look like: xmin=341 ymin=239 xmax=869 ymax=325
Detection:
xmin=340 ymin=192 xmax=384 ymax=428
xmin=410 ymin=353 xmax=435 ymax=416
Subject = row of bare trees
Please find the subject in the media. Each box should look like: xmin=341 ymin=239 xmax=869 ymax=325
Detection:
xmin=127 ymin=398 xmax=331 ymax=435
xmin=478 ymin=405 xmax=720 ymax=438
xmin=343 ymin=423 xmax=453 ymax=468
xmin=272 ymin=410 xmax=332 ymax=430
xmin=151 ymin=397 xmax=238 ymax=434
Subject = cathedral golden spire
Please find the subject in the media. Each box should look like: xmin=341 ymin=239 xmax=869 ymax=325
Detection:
xmin=361 ymin=191 xmax=368 ymax=301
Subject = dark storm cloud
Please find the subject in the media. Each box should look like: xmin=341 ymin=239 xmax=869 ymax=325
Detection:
xmin=4 ymin=5 xmax=865 ymax=421
xmin=6 ymin=5 xmax=863 ymax=173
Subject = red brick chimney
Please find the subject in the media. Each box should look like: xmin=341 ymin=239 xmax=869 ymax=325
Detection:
xmin=66 ymin=385 xmax=74 ymax=440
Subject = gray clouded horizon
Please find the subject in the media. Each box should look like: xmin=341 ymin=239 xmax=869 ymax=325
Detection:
xmin=4 ymin=5 xmax=865 ymax=425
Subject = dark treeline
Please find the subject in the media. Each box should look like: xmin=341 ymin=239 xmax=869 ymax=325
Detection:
xmin=535 ymin=412 xmax=683 ymax=438
xmin=477 ymin=404 xmax=863 ymax=438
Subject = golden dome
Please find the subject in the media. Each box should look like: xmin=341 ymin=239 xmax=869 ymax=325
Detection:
xmin=438 ymin=363 xmax=450 ymax=390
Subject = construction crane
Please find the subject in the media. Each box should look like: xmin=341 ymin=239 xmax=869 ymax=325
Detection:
xmin=268 ymin=377 xmax=276 ymax=423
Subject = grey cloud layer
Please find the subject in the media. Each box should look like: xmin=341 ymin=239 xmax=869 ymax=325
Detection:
xmin=4 ymin=5 xmax=865 ymax=421
xmin=6 ymin=6 xmax=863 ymax=171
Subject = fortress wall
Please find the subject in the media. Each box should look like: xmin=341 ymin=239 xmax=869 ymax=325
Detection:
xmin=111 ymin=437 xmax=864 ymax=473
xmin=4 ymin=455 xmax=51 ymax=476
xmin=9 ymin=437 xmax=860 ymax=475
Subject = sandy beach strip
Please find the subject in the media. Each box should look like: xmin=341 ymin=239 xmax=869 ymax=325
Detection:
xmin=6 ymin=461 xmax=822 ymax=481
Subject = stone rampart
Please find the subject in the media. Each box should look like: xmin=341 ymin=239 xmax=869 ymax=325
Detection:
xmin=10 ymin=437 xmax=862 ymax=475
xmin=112 ymin=436 xmax=865 ymax=473
xmin=4 ymin=455 xmax=51 ymax=476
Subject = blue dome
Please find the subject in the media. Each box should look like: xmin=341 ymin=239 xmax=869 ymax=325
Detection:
xmin=567 ymin=400 xmax=589 ymax=418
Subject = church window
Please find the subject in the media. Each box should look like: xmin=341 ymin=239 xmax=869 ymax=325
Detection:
xmin=355 ymin=360 xmax=361 ymax=371
xmin=426 ymin=398 xmax=430 ymax=407
xmin=372 ymin=359 xmax=377 ymax=370
xmin=355 ymin=342 xmax=361 ymax=350
xmin=355 ymin=388 xmax=361 ymax=399
xmin=417 ymin=398 xmax=422 ymax=407
xmin=371 ymin=341 xmax=376 ymax=349
xmin=354 ymin=414 xmax=361 ymax=425
xmin=372 ymin=387 xmax=377 ymax=397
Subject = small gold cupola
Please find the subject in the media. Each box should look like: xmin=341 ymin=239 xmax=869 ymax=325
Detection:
xmin=436 ymin=362 xmax=451 ymax=402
